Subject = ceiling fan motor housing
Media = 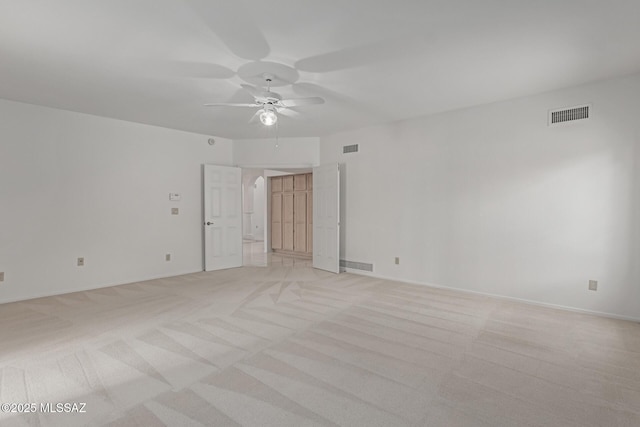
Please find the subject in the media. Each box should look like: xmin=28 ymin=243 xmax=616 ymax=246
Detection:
xmin=256 ymin=91 xmax=282 ymax=105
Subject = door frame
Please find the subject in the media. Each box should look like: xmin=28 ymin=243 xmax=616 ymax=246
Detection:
xmin=237 ymin=164 xmax=315 ymax=256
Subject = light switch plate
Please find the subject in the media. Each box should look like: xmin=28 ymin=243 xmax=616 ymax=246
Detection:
xmin=0 ymin=272 xmax=4 ymax=282
xmin=77 ymin=257 xmax=85 ymax=267
xmin=165 ymin=254 xmax=171 ymax=261
xmin=171 ymin=208 xmax=179 ymax=215
xmin=589 ymin=280 xmax=597 ymax=291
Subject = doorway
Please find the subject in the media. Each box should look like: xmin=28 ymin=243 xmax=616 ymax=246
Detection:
xmin=204 ymin=164 xmax=339 ymax=272
xmin=241 ymin=167 xmax=314 ymax=266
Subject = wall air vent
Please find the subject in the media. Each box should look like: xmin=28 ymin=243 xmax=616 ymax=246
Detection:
xmin=343 ymin=144 xmax=359 ymax=154
xmin=548 ymin=104 xmax=591 ymax=126
xmin=340 ymin=259 xmax=373 ymax=272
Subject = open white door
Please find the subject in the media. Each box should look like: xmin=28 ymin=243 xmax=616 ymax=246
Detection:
xmin=313 ymin=163 xmax=340 ymax=273
xmin=203 ymin=165 xmax=242 ymax=271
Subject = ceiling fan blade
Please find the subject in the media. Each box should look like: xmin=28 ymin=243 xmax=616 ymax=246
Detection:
xmin=204 ymin=103 xmax=258 ymax=107
xmin=294 ymin=28 xmax=433 ymax=73
xmin=186 ymin=0 xmax=270 ymax=61
xmin=240 ymin=84 xmax=263 ymax=97
xmin=248 ymin=110 xmax=261 ymax=124
xmin=280 ymin=97 xmax=325 ymax=107
xmin=133 ymin=60 xmax=235 ymax=79
xmin=293 ymin=82 xmax=386 ymax=119
xmin=277 ymin=108 xmax=300 ymax=118
xmin=236 ymin=62 xmax=299 ymax=88
xmin=244 ymin=73 xmax=292 ymax=86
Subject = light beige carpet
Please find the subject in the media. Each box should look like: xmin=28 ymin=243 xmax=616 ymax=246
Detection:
xmin=1 ymin=262 xmax=639 ymax=426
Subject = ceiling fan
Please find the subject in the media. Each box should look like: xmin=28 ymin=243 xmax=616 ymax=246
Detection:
xmin=204 ymin=74 xmax=324 ymax=126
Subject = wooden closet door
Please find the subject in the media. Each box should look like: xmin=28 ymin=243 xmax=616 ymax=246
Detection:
xmin=294 ymin=192 xmax=307 ymax=252
xmin=282 ymin=193 xmax=294 ymax=251
xmin=283 ymin=175 xmax=294 ymax=192
xmin=271 ymin=173 xmax=313 ymax=255
xmin=294 ymin=174 xmax=306 ymax=191
xmin=271 ymin=176 xmax=283 ymax=192
xmin=271 ymin=192 xmax=282 ymax=249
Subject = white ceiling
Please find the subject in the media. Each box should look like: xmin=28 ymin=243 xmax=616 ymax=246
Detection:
xmin=1 ymin=1 xmax=640 ymax=139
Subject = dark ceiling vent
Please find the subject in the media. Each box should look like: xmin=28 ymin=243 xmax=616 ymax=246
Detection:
xmin=343 ymin=144 xmax=359 ymax=154
xmin=548 ymin=104 xmax=590 ymax=126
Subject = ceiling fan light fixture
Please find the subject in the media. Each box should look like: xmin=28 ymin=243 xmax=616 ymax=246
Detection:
xmin=259 ymin=107 xmax=277 ymax=126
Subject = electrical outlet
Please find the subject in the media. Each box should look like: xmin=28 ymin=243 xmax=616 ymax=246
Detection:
xmin=589 ymin=280 xmax=597 ymax=291
xmin=166 ymin=254 xmax=171 ymax=261
xmin=77 ymin=257 xmax=85 ymax=267
xmin=395 ymin=257 xmax=400 ymax=265
xmin=0 ymin=272 xmax=4 ymax=282
xmin=171 ymin=208 xmax=179 ymax=215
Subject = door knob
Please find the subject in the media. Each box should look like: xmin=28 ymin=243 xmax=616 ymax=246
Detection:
xmin=206 ymin=221 xmax=214 ymax=225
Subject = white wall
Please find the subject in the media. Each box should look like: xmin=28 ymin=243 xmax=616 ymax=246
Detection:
xmin=233 ymin=137 xmax=319 ymax=168
xmin=241 ymin=169 xmax=266 ymax=241
xmin=321 ymin=73 xmax=640 ymax=320
xmin=253 ymin=177 xmax=265 ymax=240
xmin=0 ymin=99 xmax=233 ymax=303
xmin=241 ymin=171 xmax=256 ymax=239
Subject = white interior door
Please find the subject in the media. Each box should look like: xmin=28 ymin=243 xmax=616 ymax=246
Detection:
xmin=204 ymin=165 xmax=242 ymax=271
xmin=313 ymin=163 xmax=340 ymax=273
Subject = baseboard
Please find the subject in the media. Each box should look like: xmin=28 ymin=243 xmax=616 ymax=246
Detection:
xmin=343 ymin=268 xmax=640 ymax=323
xmin=0 ymin=269 xmax=203 ymax=305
